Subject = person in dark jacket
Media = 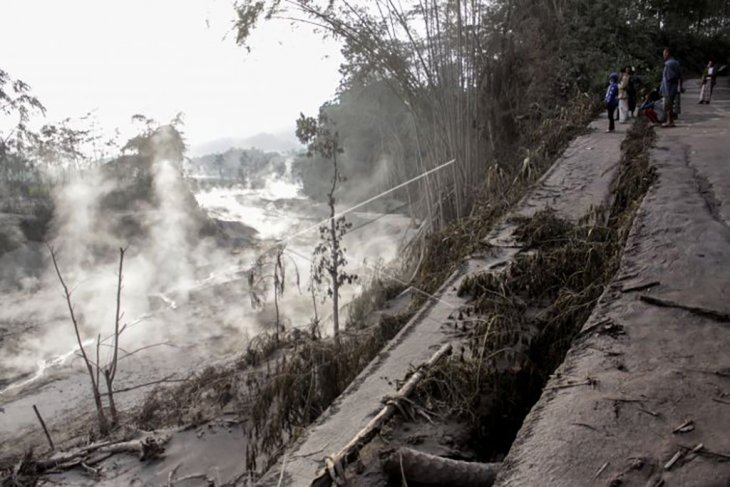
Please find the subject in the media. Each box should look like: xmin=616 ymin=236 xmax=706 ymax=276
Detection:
xmin=661 ymin=48 xmax=681 ymax=128
xmin=605 ymin=72 xmax=620 ymax=133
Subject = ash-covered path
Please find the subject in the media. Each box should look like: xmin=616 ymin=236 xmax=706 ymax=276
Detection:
xmin=259 ymin=114 xmax=632 ymax=486
xmin=496 ymin=83 xmax=730 ymax=485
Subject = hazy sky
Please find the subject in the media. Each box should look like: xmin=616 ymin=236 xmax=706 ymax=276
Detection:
xmin=1 ymin=0 xmax=343 ymax=153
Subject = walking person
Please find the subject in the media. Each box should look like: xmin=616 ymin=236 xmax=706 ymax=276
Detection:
xmin=699 ymin=60 xmax=717 ymax=104
xmin=605 ymin=72 xmax=619 ymax=133
xmin=661 ymin=48 xmax=681 ymax=128
xmin=618 ymin=67 xmax=631 ymax=123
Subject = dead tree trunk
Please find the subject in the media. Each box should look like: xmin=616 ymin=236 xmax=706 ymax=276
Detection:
xmin=383 ymin=447 xmax=500 ymax=487
xmin=49 ymin=246 xmax=109 ymax=436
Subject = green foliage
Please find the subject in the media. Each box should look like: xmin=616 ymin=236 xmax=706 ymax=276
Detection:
xmin=248 ymin=244 xmax=301 ymax=343
xmin=292 ymin=80 xmax=418 ymax=205
xmin=0 ymin=68 xmax=46 ymax=159
xmin=296 ymin=110 xmax=357 ymax=339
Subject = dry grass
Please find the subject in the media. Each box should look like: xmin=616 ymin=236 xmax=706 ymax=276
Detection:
xmin=130 ymin=305 xmax=411 ymax=480
xmin=412 ymin=119 xmax=656 ymax=460
xmin=410 ymin=95 xmax=598 ymax=297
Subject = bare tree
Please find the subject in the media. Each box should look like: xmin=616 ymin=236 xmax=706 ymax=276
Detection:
xmin=49 ymin=246 xmax=126 ymax=435
xmin=248 ymin=244 xmax=300 ymax=344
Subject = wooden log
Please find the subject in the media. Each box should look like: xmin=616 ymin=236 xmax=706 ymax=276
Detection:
xmin=36 ymin=434 xmax=168 ymax=470
xmin=383 ymin=447 xmax=500 ymax=487
xmin=310 ymin=343 xmax=453 ymax=487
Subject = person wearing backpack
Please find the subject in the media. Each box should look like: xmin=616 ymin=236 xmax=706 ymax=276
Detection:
xmin=605 ymin=72 xmax=620 ymax=133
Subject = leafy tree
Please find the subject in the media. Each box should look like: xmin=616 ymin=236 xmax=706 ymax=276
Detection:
xmin=233 ymin=0 xmax=489 ymax=225
xmin=296 ymin=111 xmax=357 ymax=344
xmin=0 ymin=68 xmax=46 ymax=159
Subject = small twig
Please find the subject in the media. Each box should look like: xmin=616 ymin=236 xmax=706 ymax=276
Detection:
xmin=680 ymin=444 xmax=730 ymax=461
xmin=616 ymin=272 xmax=639 ymax=281
xmin=572 ymin=422 xmax=599 ymax=432
xmin=712 ymin=397 xmax=730 ymax=405
xmin=672 ymin=419 xmax=694 ymax=434
xmin=664 ymin=449 xmax=684 ymax=470
xmin=172 ymin=473 xmax=212 ymax=485
xmin=545 ymin=377 xmax=596 ymax=391
xmin=277 ymin=452 xmax=288 ymax=487
xmin=33 ymin=404 xmax=55 ymax=451
xmin=621 ymin=280 xmax=660 ymax=293
xmin=594 ymin=461 xmax=609 ymax=479
xmin=104 ymin=375 xmax=186 ymax=396
xmin=80 ymin=462 xmax=100 ymax=478
xmin=85 ymin=452 xmax=113 ymax=466
xmin=638 ymin=407 xmax=660 ymax=418
xmin=117 ymin=342 xmax=177 ymax=362
xmin=639 ymin=295 xmax=730 ymax=322
xmin=606 ymin=397 xmax=641 ymax=403
xmin=167 ymin=463 xmax=181 ymax=487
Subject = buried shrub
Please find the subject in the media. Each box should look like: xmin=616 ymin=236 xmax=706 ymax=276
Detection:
xmin=413 ymin=119 xmax=656 ymax=460
xmin=242 ymin=312 xmax=410 ymax=476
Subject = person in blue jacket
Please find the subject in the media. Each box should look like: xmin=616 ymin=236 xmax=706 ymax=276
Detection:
xmin=605 ymin=72 xmax=620 ymax=133
xmin=661 ymin=47 xmax=681 ymax=127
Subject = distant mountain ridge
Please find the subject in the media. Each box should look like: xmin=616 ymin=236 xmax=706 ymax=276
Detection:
xmin=190 ymin=131 xmax=302 ymax=157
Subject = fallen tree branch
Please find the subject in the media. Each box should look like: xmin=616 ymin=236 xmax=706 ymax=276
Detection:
xmin=36 ymin=434 xmax=169 ymax=471
xmin=383 ymin=447 xmax=500 ymax=487
xmin=639 ymin=295 xmax=730 ymax=322
xmin=310 ymin=343 xmax=453 ymax=487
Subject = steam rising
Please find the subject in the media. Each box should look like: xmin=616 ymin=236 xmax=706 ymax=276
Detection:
xmin=0 ymin=128 xmax=414 ymax=399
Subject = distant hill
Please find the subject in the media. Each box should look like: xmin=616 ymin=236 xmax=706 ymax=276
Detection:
xmin=186 ymin=147 xmax=291 ymax=190
xmin=190 ymin=130 xmax=302 ymax=157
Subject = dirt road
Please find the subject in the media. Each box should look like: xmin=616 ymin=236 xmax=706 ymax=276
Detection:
xmin=496 ymin=83 xmax=730 ymax=485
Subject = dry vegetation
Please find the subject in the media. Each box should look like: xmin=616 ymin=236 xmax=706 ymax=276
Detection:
xmin=409 ymin=94 xmax=598 ymax=295
xmin=403 ymin=119 xmax=656 ymax=464
xmin=129 ymin=278 xmax=413 ymax=480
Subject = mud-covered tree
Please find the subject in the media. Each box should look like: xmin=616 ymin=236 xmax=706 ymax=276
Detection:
xmin=296 ymin=111 xmax=357 ymax=344
xmin=248 ymin=244 xmax=300 ymax=344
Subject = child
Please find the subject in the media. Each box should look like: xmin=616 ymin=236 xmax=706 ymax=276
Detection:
xmin=605 ymin=73 xmax=619 ymax=132
xmin=638 ymin=89 xmax=665 ymax=124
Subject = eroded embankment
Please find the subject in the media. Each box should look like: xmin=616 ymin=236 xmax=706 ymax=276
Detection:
xmin=494 ymin=83 xmax=730 ymax=486
xmin=343 ymin=119 xmax=656 ymax=486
